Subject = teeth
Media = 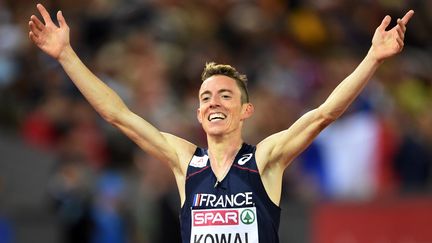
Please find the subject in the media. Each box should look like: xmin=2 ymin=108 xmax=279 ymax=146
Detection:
xmin=208 ymin=113 xmax=226 ymax=121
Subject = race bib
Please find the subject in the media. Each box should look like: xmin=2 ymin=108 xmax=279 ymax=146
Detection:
xmin=190 ymin=207 xmax=258 ymax=243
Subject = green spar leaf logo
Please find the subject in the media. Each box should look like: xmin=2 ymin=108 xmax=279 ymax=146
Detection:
xmin=240 ymin=209 xmax=255 ymax=225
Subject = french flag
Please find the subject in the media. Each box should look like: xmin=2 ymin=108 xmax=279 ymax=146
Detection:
xmin=193 ymin=194 xmax=202 ymax=207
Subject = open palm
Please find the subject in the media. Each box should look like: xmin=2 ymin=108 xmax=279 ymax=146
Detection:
xmin=370 ymin=10 xmax=414 ymax=61
xmin=29 ymin=4 xmax=70 ymax=60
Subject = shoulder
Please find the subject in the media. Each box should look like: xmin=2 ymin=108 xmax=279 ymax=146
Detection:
xmin=255 ymin=137 xmax=285 ymax=175
xmin=160 ymin=132 xmax=198 ymax=174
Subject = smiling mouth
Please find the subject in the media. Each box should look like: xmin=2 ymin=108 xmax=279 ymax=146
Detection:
xmin=208 ymin=112 xmax=227 ymax=122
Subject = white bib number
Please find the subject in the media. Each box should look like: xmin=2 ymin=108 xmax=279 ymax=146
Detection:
xmin=190 ymin=207 xmax=258 ymax=243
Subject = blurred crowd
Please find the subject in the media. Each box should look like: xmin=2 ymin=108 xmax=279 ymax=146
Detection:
xmin=0 ymin=0 xmax=431 ymax=242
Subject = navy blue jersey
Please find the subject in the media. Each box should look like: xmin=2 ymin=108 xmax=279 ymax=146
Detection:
xmin=180 ymin=143 xmax=281 ymax=243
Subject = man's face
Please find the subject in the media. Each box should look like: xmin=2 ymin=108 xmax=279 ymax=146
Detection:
xmin=197 ymin=75 xmax=253 ymax=137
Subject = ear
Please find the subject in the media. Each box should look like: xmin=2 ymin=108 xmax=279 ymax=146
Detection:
xmin=241 ymin=103 xmax=254 ymax=120
xmin=197 ymin=107 xmax=203 ymax=124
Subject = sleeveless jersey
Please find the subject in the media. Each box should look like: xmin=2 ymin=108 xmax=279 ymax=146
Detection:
xmin=180 ymin=143 xmax=281 ymax=243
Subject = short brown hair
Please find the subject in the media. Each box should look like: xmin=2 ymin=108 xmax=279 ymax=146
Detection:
xmin=201 ymin=62 xmax=249 ymax=104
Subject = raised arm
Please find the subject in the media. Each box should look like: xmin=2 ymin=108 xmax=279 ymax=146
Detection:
xmin=320 ymin=10 xmax=415 ymax=121
xmin=256 ymin=10 xmax=414 ymax=204
xmin=28 ymin=4 xmax=196 ymax=183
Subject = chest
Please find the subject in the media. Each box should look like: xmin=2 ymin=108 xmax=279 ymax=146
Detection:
xmin=187 ymin=164 xmax=261 ymax=207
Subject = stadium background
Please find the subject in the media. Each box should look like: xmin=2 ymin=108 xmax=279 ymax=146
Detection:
xmin=0 ymin=0 xmax=431 ymax=242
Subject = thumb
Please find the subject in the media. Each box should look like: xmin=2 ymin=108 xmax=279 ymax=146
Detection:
xmin=378 ymin=15 xmax=391 ymax=31
xmin=57 ymin=10 xmax=68 ymax=28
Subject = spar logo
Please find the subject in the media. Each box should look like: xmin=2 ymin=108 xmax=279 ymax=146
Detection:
xmin=191 ymin=208 xmax=258 ymax=243
xmin=240 ymin=209 xmax=255 ymax=225
xmin=192 ymin=208 xmax=256 ymax=227
xmin=193 ymin=209 xmax=239 ymax=226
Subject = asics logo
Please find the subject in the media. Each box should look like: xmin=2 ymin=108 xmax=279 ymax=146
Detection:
xmin=237 ymin=153 xmax=253 ymax=165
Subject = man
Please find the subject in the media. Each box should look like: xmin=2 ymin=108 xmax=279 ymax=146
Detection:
xmin=28 ymin=3 xmax=414 ymax=242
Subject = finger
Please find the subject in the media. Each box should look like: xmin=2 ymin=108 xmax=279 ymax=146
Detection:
xmin=29 ymin=31 xmax=40 ymax=44
xmin=397 ymin=18 xmax=406 ymax=32
xmin=396 ymin=37 xmax=404 ymax=51
xmin=36 ymin=3 xmax=54 ymax=25
xmin=57 ymin=11 xmax=68 ymax=28
xmin=29 ymin=21 xmax=41 ymax=36
xmin=395 ymin=20 xmax=405 ymax=38
xmin=400 ymin=10 xmax=414 ymax=25
xmin=378 ymin=15 xmax=391 ymax=31
xmin=30 ymin=15 xmax=44 ymax=30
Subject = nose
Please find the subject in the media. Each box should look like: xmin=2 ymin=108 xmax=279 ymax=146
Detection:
xmin=209 ymin=97 xmax=221 ymax=109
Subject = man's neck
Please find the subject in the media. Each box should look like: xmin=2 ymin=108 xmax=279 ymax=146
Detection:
xmin=207 ymin=135 xmax=243 ymax=167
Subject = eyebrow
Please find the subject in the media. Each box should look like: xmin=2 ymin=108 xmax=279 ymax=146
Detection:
xmin=199 ymin=89 xmax=233 ymax=98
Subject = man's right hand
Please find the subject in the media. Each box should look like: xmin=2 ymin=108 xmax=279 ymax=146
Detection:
xmin=29 ymin=4 xmax=70 ymax=60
